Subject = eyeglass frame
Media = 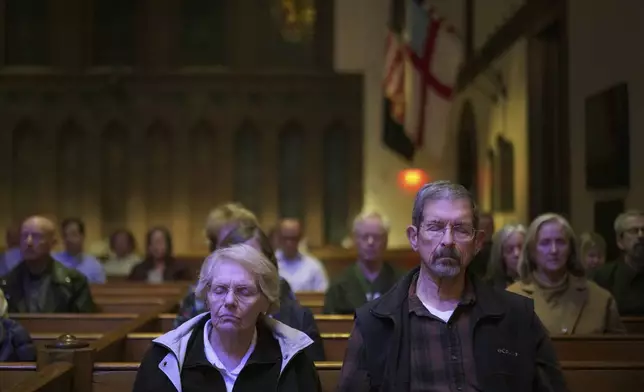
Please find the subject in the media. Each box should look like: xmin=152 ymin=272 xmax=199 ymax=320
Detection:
xmin=416 ymin=221 xmax=480 ymax=242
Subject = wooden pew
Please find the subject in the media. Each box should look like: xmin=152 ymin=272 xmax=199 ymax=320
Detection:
xmin=0 ymin=363 xmax=37 ymax=390
xmin=90 ymin=361 xmax=644 ymax=392
xmin=92 ymin=300 xmax=183 ymax=363
xmin=301 ymin=300 xmax=324 ymax=315
xmin=11 ymin=314 xmax=139 ymax=334
xmin=92 ymin=332 xmax=644 ymax=363
xmin=623 ymin=316 xmax=644 ymax=334
xmin=95 ymin=297 xmax=170 ymax=313
xmin=90 ymin=282 xmax=190 ymax=301
xmin=4 ymin=362 xmax=74 ymax=392
xmin=32 ymin=333 xmax=102 ymax=350
xmin=555 ymin=335 xmax=644 ymax=362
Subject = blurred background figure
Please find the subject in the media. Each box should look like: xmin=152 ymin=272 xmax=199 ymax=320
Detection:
xmin=485 ymin=224 xmax=526 ymax=288
xmin=128 ymin=227 xmax=191 ymax=283
xmin=53 ymin=218 xmax=106 ymax=283
xmin=0 ymin=225 xmax=22 ymax=276
xmin=579 ymin=232 xmax=607 ymax=276
xmin=103 ymin=229 xmax=141 ymax=278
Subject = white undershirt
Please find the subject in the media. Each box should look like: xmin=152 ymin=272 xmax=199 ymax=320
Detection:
xmin=419 ymin=297 xmax=457 ymax=323
xmin=203 ymin=320 xmax=257 ymax=392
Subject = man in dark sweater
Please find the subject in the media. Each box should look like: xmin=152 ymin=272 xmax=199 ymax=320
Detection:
xmin=324 ymin=212 xmax=405 ymax=315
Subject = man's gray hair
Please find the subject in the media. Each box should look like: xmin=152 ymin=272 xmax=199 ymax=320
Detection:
xmin=352 ymin=211 xmax=391 ymax=233
xmin=614 ymin=210 xmax=644 ymax=237
xmin=411 ymin=180 xmax=479 ymax=228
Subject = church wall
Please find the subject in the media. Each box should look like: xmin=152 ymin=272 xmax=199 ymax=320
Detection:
xmin=473 ymin=0 xmax=525 ymax=51
xmin=449 ymin=39 xmax=529 ymax=229
xmin=335 ymin=0 xmax=458 ymax=247
xmin=568 ymin=0 xmax=644 ymax=234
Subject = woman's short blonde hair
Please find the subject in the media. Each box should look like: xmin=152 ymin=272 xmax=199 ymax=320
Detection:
xmin=195 ymin=244 xmax=280 ymax=314
xmin=579 ymin=232 xmax=607 ymax=259
xmin=517 ymin=213 xmax=585 ymax=282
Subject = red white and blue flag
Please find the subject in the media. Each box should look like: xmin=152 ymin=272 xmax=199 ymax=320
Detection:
xmin=383 ymin=0 xmax=462 ymax=161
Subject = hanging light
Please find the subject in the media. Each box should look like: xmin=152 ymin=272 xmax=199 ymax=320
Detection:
xmin=398 ymin=168 xmax=429 ymax=192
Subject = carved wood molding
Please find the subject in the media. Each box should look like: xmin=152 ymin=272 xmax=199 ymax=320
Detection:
xmin=456 ymin=0 xmax=564 ymax=92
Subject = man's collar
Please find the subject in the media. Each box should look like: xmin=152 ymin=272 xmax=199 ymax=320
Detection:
xmin=370 ymin=266 xmax=504 ymax=318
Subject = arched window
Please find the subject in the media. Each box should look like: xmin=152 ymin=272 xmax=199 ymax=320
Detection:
xmin=234 ymin=120 xmax=262 ymax=215
xmin=56 ymin=120 xmax=86 ymax=219
xmin=100 ymin=122 xmax=129 ymax=236
xmin=496 ymin=136 xmax=515 ymax=211
xmin=11 ymin=119 xmax=42 ymax=220
xmin=278 ymin=122 xmax=304 ymax=222
xmin=145 ymin=121 xmax=173 ymax=228
xmin=189 ymin=120 xmax=217 ymax=250
xmin=180 ymin=0 xmax=227 ymax=65
xmin=92 ymin=0 xmax=135 ymax=65
xmin=5 ymin=0 xmax=50 ymax=65
xmin=457 ymin=101 xmax=478 ymax=201
xmin=323 ymin=123 xmax=349 ymax=245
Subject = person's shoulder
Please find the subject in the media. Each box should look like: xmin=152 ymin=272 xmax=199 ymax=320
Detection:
xmin=1 ymin=318 xmax=31 ymax=342
xmin=328 ymin=265 xmax=356 ymax=287
xmin=52 ymin=261 xmax=90 ymax=284
xmin=505 ymin=281 xmax=531 ymax=298
xmin=476 ymin=279 xmax=535 ymax=313
xmin=84 ymin=254 xmax=103 ymax=266
xmin=303 ymin=254 xmax=326 ymax=269
xmin=585 ymin=279 xmax=616 ymax=302
xmin=592 ymin=262 xmax=619 ymax=281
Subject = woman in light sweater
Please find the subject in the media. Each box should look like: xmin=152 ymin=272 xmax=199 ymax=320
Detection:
xmin=507 ymin=213 xmax=625 ymax=335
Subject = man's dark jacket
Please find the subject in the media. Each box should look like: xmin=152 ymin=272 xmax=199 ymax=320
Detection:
xmin=347 ymin=267 xmax=568 ymax=392
xmin=0 ymin=258 xmax=96 ymax=313
xmin=592 ymin=258 xmax=644 ymax=316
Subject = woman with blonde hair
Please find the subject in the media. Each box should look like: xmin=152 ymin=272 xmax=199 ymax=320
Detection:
xmin=578 ymin=232 xmax=607 ymax=276
xmin=133 ymin=244 xmax=321 ymax=392
xmin=507 ymin=213 xmax=625 ymax=335
xmin=484 ymin=224 xmax=526 ymax=288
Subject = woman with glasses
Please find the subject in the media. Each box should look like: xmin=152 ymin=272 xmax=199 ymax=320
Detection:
xmin=133 ymin=244 xmax=321 ymax=392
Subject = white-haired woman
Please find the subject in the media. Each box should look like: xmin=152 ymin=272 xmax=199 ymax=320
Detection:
xmin=484 ymin=224 xmax=526 ymax=288
xmin=507 ymin=213 xmax=625 ymax=335
xmin=133 ymin=244 xmax=321 ymax=392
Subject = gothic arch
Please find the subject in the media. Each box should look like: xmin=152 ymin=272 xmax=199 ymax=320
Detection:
xmin=278 ymin=121 xmax=305 ymax=222
xmin=233 ymin=119 xmax=262 ymax=215
xmin=11 ymin=119 xmax=43 ymax=221
xmin=56 ymin=119 xmax=86 ymax=219
xmin=100 ymin=121 xmax=129 ymax=236
xmin=456 ymin=101 xmax=479 ymax=201
xmin=189 ymin=119 xmax=217 ymax=250
xmin=323 ymin=121 xmax=349 ymax=245
xmin=145 ymin=121 xmax=173 ymax=229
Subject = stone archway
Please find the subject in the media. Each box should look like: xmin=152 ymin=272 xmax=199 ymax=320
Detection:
xmin=456 ymin=100 xmax=479 ymax=201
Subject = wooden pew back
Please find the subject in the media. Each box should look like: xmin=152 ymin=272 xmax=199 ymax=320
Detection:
xmin=0 ymin=363 xmax=37 ymax=390
xmin=11 ymin=314 xmax=138 ymax=334
xmin=90 ymin=361 xmax=644 ymax=392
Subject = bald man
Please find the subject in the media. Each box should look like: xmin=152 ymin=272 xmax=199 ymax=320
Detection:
xmin=0 ymin=225 xmax=22 ymax=276
xmin=276 ymin=219 xmax=329 ymax=292
xmin=0 ymin=216 xmax=96 ymax=313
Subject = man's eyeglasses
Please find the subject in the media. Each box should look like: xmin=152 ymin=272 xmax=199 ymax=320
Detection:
xmin=419 ymin=222 xmax=477 ymax=242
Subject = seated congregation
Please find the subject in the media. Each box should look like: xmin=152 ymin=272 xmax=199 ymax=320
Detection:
xmin=0 ymin=181 xmax=643 ymax=391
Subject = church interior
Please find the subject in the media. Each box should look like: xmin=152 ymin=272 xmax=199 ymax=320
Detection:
xmin=0 ymin=0 xmax=643 ymax=391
